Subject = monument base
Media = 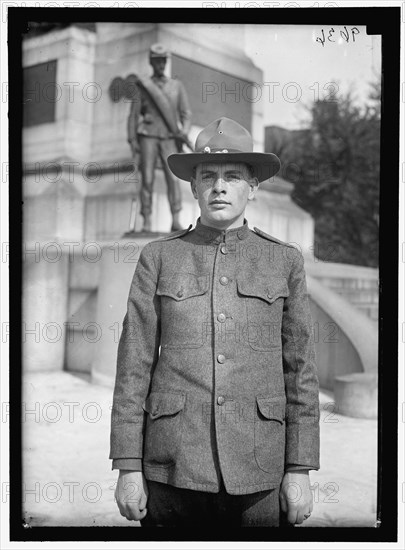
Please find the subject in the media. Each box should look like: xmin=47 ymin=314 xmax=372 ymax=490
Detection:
xmin=334 ymin=373 xmax=378 ymax=419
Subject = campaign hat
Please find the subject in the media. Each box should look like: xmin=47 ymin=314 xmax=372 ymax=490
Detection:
xmin=167 ymin=117 xmax=281 ymax=183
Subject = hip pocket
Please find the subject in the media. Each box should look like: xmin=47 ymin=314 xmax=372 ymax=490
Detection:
xmin=254 ymin=395 xmax=286 ymax=474
xmin=142 ymin=392 xmax=185 ymax=468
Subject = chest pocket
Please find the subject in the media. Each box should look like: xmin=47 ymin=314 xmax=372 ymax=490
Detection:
xmin=237 ymin=276 xmax=289 ymax=351
xmin=157 ymin=274 xmax=210 ymax=349
xmin=157 ymin=274 xmax=209 ymax=301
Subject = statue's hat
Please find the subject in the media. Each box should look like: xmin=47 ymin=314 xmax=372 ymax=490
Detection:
xmin=149 ymin=43 xmax=170 ymax=58
xmin=168 ymin=117 xmax=281 ymax=183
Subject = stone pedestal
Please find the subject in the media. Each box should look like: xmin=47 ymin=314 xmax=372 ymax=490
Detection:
xmin=334 ymin=373 xmax=378 ymax=419
xmin=23 ymin=244 xmax=70 ymax=371
xmin=91 ymin=237 xmax=154 ymax=386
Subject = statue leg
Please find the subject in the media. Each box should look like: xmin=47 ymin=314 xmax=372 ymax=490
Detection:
xmin=160 ymin=139 xmax=183 ymax=231
xmin=139 ymin=136 xmax=159 ymax=231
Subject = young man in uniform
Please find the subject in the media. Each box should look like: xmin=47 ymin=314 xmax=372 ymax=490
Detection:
xmin=111 ymin=117 xmax=320 ymax=527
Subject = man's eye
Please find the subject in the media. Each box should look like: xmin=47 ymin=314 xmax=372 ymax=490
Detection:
xmin=227 ymin=174 xmax=240 ymax=180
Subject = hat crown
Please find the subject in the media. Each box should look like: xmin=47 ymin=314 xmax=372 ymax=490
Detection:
xmin=149 ymin=43 xmax=169 ymax=58
xmin=195 ymin=117 xmax=253 ymax=154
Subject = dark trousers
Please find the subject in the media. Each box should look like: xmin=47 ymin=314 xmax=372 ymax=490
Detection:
xmin=140 ymin=480 xmax=281 ymax=527
xmin=139 ymin=136 xmax=182 ymax=216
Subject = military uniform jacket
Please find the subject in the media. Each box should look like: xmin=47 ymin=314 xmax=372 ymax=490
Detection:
xmin=110 ymin=220 xmax=320 ymax=495
xmin=127 ymin=75 xmax=192 ymax=141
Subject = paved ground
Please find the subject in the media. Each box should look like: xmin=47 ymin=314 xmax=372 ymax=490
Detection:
xmin=22 ymin=370 xmax=377 ymax=528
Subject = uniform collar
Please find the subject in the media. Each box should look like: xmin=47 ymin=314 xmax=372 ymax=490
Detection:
xmin=194 ymin=218 xmax=250 ymax=244
xmin=152 ymin=74 xmax=168 ymax=84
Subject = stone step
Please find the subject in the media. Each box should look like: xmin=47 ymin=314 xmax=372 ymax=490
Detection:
xmin=320 ymin=277 xmax=378 ymax=291
xmin=334 ymin=288 xmax=379 ymax=304
xmin=316 ymin=276 xmax=379 ymax=321
xmin=356 ymin=304 xmax=379 ymax=321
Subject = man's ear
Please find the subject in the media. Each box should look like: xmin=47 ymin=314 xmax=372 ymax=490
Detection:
xmin=190 ymin=178 xmax=198 ymax=200
xmin=248 ymin=177 xmax=259 ymax=201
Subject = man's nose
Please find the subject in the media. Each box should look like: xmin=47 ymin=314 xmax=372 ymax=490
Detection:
xmin=213 ymin=176 xmax=227 ymax=192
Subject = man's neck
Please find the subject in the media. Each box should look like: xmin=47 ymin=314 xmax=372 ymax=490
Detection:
xmin=199 ymin=217 xmax=246 ymax=232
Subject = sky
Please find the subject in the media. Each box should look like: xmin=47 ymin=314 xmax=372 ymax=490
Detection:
xmin=244 ymin=24 xmax=381 ymax=129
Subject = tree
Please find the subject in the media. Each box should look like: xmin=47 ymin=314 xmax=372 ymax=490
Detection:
xmin=279 ymin=81 xmax=380 ymax=267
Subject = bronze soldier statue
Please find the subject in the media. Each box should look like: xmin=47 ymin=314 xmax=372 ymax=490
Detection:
xmin=127 ymin=43 xmax=192 ymax=232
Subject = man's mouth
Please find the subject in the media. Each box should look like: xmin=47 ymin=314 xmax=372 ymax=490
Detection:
xmin=210 ymin=200 xmax=230 ymax=205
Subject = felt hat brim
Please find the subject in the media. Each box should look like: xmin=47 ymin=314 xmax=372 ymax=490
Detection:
xmin=167 ymin=152 xmax=281 ymax=183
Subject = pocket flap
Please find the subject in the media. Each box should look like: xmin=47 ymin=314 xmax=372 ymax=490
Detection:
xmin=142 ymin=392 xmax=186 ymax=419
xmin=157 ymin=274 xmax=209 ymax=301
xmin=237 ymin=276 xmax=289 ymax=304
xmin=256 ymin=395 xmax=286 ymax=422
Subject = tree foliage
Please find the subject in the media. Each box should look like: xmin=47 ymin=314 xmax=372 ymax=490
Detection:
xmin=280 ymin=81 xmax=380 ymax=267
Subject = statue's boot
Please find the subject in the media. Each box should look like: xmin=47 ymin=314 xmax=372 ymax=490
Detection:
xmin=171 ymin=213 xmax=183 ymax=232
xmin=142 ymin=215 xmax=152 ymax=232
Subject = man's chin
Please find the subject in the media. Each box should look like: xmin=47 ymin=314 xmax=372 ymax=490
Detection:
xmin=202 ymin=211 xmax=242 ymax=228
xmin=206 ymin=212 xmax=230 ymax=223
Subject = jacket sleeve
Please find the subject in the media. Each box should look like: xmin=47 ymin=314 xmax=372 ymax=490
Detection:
xmin=127 ymin=90 xmax=141 ymax=144
xmin=282 ymin=248 xmax=320 ymax=471
xmin=109 ymin=243 xmax=161 ymax=461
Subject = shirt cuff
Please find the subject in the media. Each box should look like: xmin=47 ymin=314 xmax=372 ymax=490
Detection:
xmin=112 ymin=458 xmax=142 ymax=471
xmin=285 ymin=465 xmax=314 ymax=472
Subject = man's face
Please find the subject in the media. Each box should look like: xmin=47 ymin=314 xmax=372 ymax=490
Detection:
xmin=150 ymin=57 xmax=167 ymax=77
xmin=191 ymin=162 xmax=258 ymax=230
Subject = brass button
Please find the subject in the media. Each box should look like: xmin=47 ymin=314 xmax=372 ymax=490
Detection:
xmin=217 ymin=313 xmax=226 ymax=323
xmin=267 ymin=291 xmax=272 ymax=300
xmin=220 ymin=245 xmax=227 ymax=254
xmin=219 ymin=276 xmax=229 ymax=285
xmin=217 ymin=354 xmax=225 ymax=364
xmin=217 ymin=396 xmax=225 ymax=405
xmin=177 ymin=290 xmax=184 ymax=298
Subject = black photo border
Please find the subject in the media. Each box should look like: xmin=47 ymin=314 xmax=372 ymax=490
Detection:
xmin=8 ymin=4 xmax=400 ymax=544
